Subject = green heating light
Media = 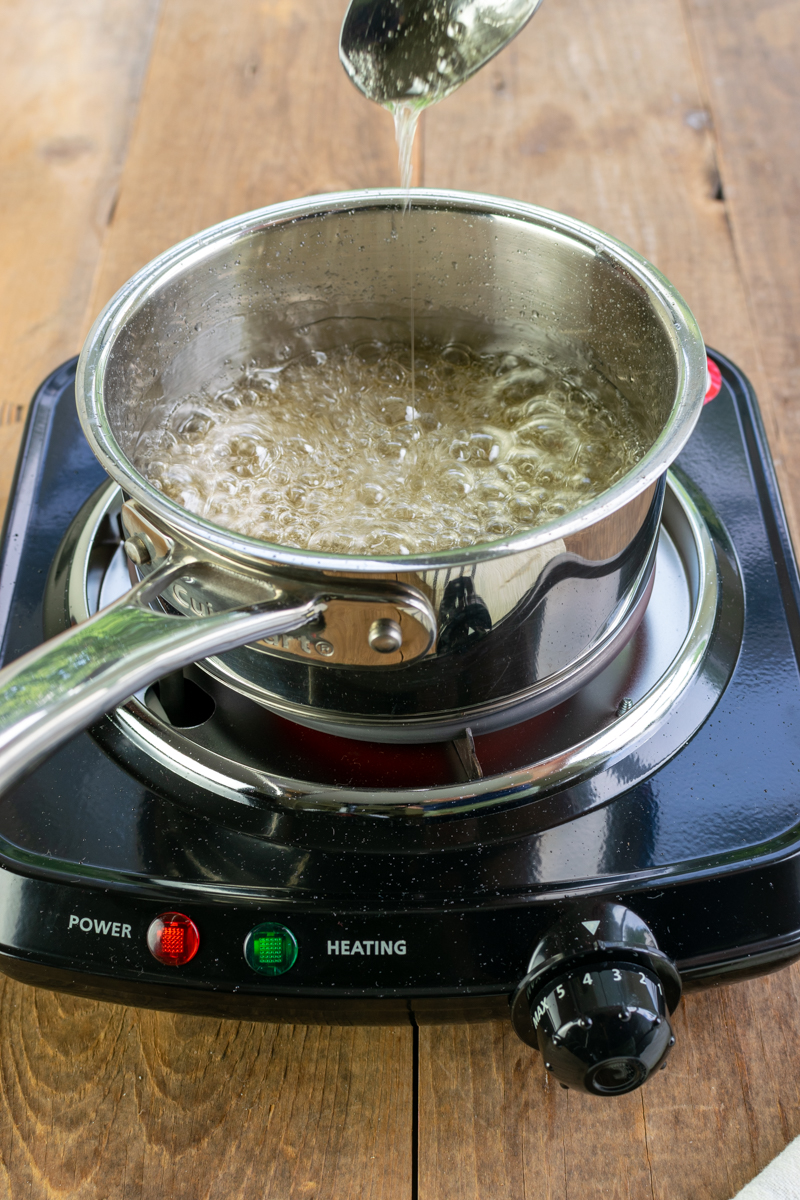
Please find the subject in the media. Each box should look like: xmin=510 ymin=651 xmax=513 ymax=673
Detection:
xmin=244 ymin=922 xmax=298 ymax=976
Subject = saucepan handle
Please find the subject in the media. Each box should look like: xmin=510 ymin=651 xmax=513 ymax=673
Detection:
xmin=0 ymin=558 xmax=326 ymax=797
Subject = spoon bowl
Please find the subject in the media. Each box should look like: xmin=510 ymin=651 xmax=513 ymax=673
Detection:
xmin=340 ymin=0 xmax=544 ymax=106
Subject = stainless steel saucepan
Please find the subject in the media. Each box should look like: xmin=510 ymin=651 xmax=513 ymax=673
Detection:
xmin=0 ymin=190 xmax=707 ymax=792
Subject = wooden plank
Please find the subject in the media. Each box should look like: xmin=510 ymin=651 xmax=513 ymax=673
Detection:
xmin=0 ymin=979 xmax=412 ymax=1198
xmin=641 ymin=970 xmax=800 ymax=1198
xmin=681 ymin=0 xmax=800 ymax=559
xmin=2 ymin=0 xmax=797 ymax=1197
xmin=421 ymin=0 xmax=757 ymax=362
xmin=0 ymin=0 xmax=162 ymax=517
xmin=420 ymin=970 xmax=800 ymax=1200
xmin=418 ymin=0 xmax=800 ymax=1195
xmin=419 ymin=1021 xmax=656 ymax=1200
xmin=84 ymin=0 xmax=405 ymax=325
xmin=0 ymin=4 xmax=414 ymax=1197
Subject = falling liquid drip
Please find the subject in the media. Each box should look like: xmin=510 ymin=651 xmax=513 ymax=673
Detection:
xmin=391 ymin=100 xmax=422 ymax=409
xmin=392 ymin=100 xmax=421 ymax=197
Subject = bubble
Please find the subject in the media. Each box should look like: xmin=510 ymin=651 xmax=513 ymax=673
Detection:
xmin=440 ymin=344 xmax=472 ymax=366
xmin=508 ymin=498 xmax=541 ymax=523
xmin=360 ymin=482 xmax=385 ymax=506
xmin=442 ymin=467 xmax=473 ymax=497
xmin=484 ymin=518 xmax=516 ymax=537
xmin=178 ymin=412 xmax=215 ymax=440
xmin=354 ymin=341 xmax=384 ymax=362
xmin=495 ymin=354 xmax=522 ymax=375
xmin=133 ymin=340 xmax=648 ymax=554
xmin=494 ymin=366 xmax=551 ymax=404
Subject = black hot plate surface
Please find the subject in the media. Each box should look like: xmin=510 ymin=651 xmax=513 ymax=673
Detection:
xmin=0 ymin=352 xmax=798 ymax=1020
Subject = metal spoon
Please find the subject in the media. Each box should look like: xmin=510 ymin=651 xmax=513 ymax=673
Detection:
xmin=340 ymin=0 xmax=544 ymax=107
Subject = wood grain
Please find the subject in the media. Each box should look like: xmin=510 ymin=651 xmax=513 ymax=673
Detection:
xmin=0 ymin=0 xmax=162 ymax=516
xmin=419 ymin=1021 xmax=656 ymax=1200
xmin=418 ymin=0 xmax=800 ymax=1195
xmin=2 ymin=0 xmax=800 ymax=1195
xmin=420 ymin=970 xmax=800 ymax=1200
xmin=422 ymin=0 xmax=760 ymax=366
xmin=83 ymin=0 xmax=408 ymax=326
xmin=641 ymin=970 xmax=800 ymax=1198
xmin=0 ymin=978 xmax=412 ymax=1199
xmin=0 ymin=4 xmax=416 ymax=1198
xmin=681 ymin=0 xmax=800 ymax=547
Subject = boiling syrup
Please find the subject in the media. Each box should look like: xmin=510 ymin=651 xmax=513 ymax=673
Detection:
xmin=137 ymin=342 xmax=648 ymax=556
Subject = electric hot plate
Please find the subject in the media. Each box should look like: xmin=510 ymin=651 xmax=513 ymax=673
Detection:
xmin=0 ymin=350 xmax=798 ymax=1095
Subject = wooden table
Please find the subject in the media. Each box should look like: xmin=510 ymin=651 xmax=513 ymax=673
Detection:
xmin=1 ymin=1 xmax=799 ymax=1195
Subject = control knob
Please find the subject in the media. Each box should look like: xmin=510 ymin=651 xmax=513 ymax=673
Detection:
xmin=510 ymin=902 xmax=681 ymax=1095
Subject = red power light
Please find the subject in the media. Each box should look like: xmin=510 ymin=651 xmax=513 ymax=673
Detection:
xmin=705 ymin=358 xmax=722 ymax=404
xmin=147 ymin=912 xmax=200 ymax=966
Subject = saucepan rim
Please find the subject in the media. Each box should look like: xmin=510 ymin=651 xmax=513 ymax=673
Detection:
xmin=76 ymin=188 xmax=707 ymax=573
